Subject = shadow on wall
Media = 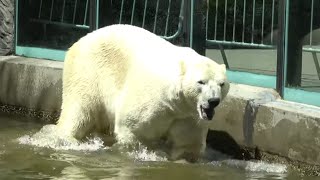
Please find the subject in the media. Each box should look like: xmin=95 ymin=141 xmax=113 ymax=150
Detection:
xmin=206 ymin=130 xmax=261 ymax=161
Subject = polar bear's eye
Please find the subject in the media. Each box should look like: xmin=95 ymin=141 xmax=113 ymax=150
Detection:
xmin=197 ymin=80 xmax=206 ymax=85
xmin=220 ymin=82 xmax=225 ymax=87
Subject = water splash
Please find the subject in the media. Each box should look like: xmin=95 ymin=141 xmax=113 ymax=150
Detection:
xmin=17 ymin=124 xmax=167 ymax=162
xmin=127 ymin=145 xmax=168 ymax=162
xmin=17 ymin=124 xmax=107 ymax=151
xmin=221 ymin=159 xmax=287 ymax=173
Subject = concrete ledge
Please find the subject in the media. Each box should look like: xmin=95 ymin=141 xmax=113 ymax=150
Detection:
xmin=0 ymin=56 xmax=63 ymax=111
xmin=211 ymin=83 xmax=320 ymax=165
xmin=1 ymin=55 xmax=320 ymax=166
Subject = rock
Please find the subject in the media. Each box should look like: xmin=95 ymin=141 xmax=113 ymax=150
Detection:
xmin=0 ymin=0 xmax=15 ymax=55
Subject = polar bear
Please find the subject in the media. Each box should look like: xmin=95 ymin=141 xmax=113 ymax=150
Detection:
xmin=56 ymin=24 xmax=229 ymax=162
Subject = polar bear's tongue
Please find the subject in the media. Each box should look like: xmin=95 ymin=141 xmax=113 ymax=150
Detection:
xmin=201 ymin=105 xmax=214 ymax=120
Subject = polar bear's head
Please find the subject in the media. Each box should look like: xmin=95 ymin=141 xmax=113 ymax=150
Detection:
xmin=180 ymin=57 xmax=229 ymax=121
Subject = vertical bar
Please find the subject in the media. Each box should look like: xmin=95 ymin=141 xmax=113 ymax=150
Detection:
xmin=96 ymin=0 xmax=99 ymax=28
xmin=242 ymin=0 xmax=246 ymax=42
xmin=38 ymin=0 xmax=43 ymax=18
xmin=89 ymin=0 xmax=97 ymax=31
xmin=153 ymin=0 xmax=160 ymax=33
xmin=119 ymin=0 xmax=124 ymax=24
xmin=310 ymin=0 xmax=314 ymax=46
xmin=276 ymin=0 xmax=288 ymax=97
xmin=271 ymin=0 xmax=275 ymax=44
xmin=190 ymin=0 xmax=194 ymax=47
xmin=232 ymin=0 xmax=237 ymax=41
xmin=50 ymin=0 xmax=55 ymax=21
xmin=131 ymin=0 xmax=136 ymax=25
xmin=312 ymin=52 xmax=320 ymax=79
xmin=61 ymin=0 xmax=66 ymax=22
xmin=142 ymin=0 xmax=148 ymax=28
xmin=223 ymin=0 xmax=228 ymax=40
xmin=206 ymin=0 xmax=209 ymax=40
xmin=261 ymin=0 xmax=265 ymax=44
xmin=73 ymin=0 xmax=78 ymax=23
xmin=184 ymin=0 xmax=192 ymax=47
xmin=214 ymin=0 xmax=219 ymax=40
xmin=165 ymin=0 xmax=172 ymax=36
xmin=191 ymin=0 xmax=206 ymax=54
xmin=84 ymin=0 xmax=89 ymax=25
xmin=251 ymin=0 xmax=255 ymax=43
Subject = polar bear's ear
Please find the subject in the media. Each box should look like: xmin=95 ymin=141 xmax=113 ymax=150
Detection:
xmin=179 ymin=60 xmax=186 ymax=76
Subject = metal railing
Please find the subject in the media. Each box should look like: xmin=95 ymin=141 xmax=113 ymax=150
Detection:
xmin=117 ymin=0 xmax=185 ymax=40
xmin=31 ymin=0 xmax=90 ymax=29
xmin=206 ymin=0 xmax=276 ymax=48
xmin=29 ymin=0 xmax=185 ymax=41
xmin=205 ymin=0 xmax=320 ymax=79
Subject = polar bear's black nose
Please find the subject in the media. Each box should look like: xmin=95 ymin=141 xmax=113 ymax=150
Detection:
xmin=208 ymin=98 xmax=220 ymax=108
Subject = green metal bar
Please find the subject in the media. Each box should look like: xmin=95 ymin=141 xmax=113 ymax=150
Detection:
xmin=142 ymin=0 xmax=148 ymax=28
xmin=302 ymin=47 xmax=320 ymax=53
xmin=206 ymin=39 xmax=274 ymax=48
xmin=251 ymin=0 xmax=255 ymax=43
xmin=224 ymin=0 xmax=227 ymax=40
xmin=131 ymin=0 xmax=136 ymax=25
xmin=61 ymin=0 xmax=66 ymax=22
xmin=310 ymin=0 xmax=314 ymax=45
xmin=38 ymin=0 xmax=43 ymax=18
xmin=30 ymin=19 xmax=90 ymax=29
xmin=50 ymin=0 xmax=54 ymax=20
xmin=232 ymin=0 xmax=237 ymax=41
xmin=214 ymin=0 xmax=218 ymax=40
xmin=164 ymin=0 xmax=172 ymax=36
xmin=271 ymin=0 xmax=275 ymax=44
xmin=84 ymin=0 xmax=89 ymax=25
xmin=261 ymin=0 xmax=265 ymax=44
xmin=190 ymin=0 xmax=194 ymax=47
xmin=242 ymin=0 xmax=246 ymax=42
xmin=96 ymin=0 xmax=99 ymax=28
xmin=73 ymin=0 xmax=78 ymax=23
xmin=206 ymin=0 xmax=209 ymax=40
xmin=153 ymin=0 xmax=160 ymax=33
xmin=119 ymin=0 xmax=124 ymax=24
xmin=284 ymin=0 xmax=289 ymax=89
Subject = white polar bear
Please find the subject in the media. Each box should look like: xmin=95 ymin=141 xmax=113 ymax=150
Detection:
xmin=56 ymin=24 xmax=229 ymax=162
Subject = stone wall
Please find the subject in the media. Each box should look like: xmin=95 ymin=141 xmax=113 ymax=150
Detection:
xmin=0 ymin=0 xmax=14 ymax=55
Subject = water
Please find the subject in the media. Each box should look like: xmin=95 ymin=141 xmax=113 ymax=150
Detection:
xmin=0 ymin=115 xmax=314 ymax=180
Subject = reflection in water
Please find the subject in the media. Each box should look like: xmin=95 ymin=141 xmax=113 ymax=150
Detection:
xmin=0 ymin=117 xmax=310 ymax=180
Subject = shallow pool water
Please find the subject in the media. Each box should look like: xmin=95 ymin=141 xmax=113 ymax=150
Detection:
xmin=0 ymin=115 xmax=314 ymax=179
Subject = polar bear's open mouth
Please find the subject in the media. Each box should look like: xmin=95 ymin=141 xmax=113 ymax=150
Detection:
xmin=200 ymin=105 xmax=214 ymax=120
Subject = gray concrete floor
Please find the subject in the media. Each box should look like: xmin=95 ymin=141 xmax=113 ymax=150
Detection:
xmin=206 ymin=49 xmax=320 ymax=92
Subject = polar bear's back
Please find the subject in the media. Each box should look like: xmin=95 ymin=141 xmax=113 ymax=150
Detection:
xmin=63 ymin=25 xmax=187 ymax=103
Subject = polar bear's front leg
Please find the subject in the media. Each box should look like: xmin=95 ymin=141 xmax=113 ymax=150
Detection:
xmin=56 ymin=101 xmax=94 ymax=140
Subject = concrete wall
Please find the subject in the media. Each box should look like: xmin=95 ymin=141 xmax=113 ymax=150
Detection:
xmin=0 ymin=0 xmax=14 ymax=55
xmin=211 ymin=84 xmax=320 ymax=165
xmin=1 ymin=55 xmax=320 ymax=166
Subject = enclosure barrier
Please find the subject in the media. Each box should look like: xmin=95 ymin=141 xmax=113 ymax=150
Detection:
xmin=31 ymin=0 xmax=90 ymax=29
xmin=28 ymin=0 xmax=185 ymax=41
xmin=206 ymin=0 xmax=320 ymax=79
